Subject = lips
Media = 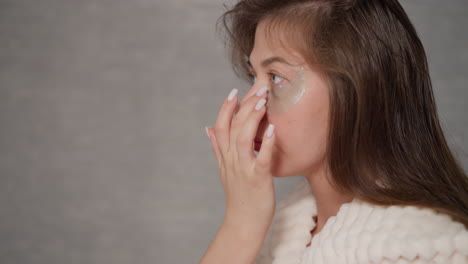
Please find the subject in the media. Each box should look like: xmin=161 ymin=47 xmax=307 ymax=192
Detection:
xmin=254 ymin=138 xmax=262 ymax=152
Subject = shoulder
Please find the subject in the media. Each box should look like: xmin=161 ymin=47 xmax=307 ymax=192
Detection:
xmin=311 ymin=199 xmax=468 ymax=263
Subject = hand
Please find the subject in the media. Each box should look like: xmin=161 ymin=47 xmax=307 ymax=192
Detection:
xmin=206 ymin=87 xmax=276 ymax=237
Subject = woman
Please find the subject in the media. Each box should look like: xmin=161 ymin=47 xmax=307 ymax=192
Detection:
xmin=201 ymin=0 xmax=468 ymax=263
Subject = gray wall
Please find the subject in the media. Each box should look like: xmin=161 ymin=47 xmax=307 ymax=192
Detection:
xmin=0 ymin=0 xmax=466 ymax=263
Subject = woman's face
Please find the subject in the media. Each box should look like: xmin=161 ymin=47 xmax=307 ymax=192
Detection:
xmin=244 ymin=20 xmax=330 ymax=178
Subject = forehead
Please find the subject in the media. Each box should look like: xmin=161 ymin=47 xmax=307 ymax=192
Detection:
xmin=249 ymin=19 xmax=305 ymax=67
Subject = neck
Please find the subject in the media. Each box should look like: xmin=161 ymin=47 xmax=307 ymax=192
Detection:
xmin=304 ymin=166 xmax=354 ymax=235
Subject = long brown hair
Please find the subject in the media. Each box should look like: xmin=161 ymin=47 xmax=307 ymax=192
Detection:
xmin=216 ymin=0 xmax=468 ymax=227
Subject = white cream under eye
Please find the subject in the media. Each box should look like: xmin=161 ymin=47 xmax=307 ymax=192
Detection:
xmin=266 ymin=67 xmax=307 ymax=114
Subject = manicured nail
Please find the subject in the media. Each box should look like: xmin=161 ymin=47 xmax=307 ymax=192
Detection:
xmin=266 ymin=124 xmax=275 ymax=138
xmin=255 ymin=98 xmax=266 ymax=110
xmin=205 ymin=126 xmax=210 ymax=138
xmin=256 ymin=85 xmax=268 ymax=96
xmin=227 ymin=88 xmax=238 ymax=101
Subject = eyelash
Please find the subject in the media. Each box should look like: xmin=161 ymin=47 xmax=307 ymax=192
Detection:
xmin=247 ymin=72 xmax=286 ymax=85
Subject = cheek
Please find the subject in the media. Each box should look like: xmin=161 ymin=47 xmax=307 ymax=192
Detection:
xmin=269 ymin=110 xmax=328 ymax=177
xmin=273 ymin=88 xmax=330 ymax=155
xmin=266 ymin=71 xmax=330 ymax=176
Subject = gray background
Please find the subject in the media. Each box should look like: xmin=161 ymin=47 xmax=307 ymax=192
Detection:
xmin=0 ymin=0 xmax=466 ymax=263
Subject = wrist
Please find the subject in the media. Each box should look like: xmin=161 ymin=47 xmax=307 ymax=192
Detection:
xmin=222 ymin=215 xmax=271 ymax=243
xmin=219 ymin=220 xmax=266 ymax=261
xmin=199 ymin=219 xmax=266 ymax=264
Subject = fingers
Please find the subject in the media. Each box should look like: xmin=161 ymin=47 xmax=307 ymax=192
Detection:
xmin=255 ymin=123 xmax=275 ymax=176
xmin=206 ymin=127 xmax=222 ymax=169
xmin=235 ymin=96 xmax=269 ymax=164
xmin=209 ymin=85 xmax=274 ymax=177
xmin=239 ymin=84 xmax=268 ymax=107
xmin=230 ymin=87 xmax=268 ymax=159
xmin=213 ymin=88 xmax=239 ymax=156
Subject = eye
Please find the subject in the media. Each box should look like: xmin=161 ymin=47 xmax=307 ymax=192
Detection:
xmin=270 ymin=73 xmax=285 ymax=85
xmin=247 ymin=71 xmax=287 ymax=86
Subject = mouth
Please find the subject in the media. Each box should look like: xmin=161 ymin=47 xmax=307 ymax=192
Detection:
xmin=254 ymin=138 xmax=262 ymax=152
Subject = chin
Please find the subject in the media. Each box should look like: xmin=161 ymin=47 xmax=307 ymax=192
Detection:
xmin=270 ymin=154 xmax=304 ymax=178
xmin=271 ymin=167 xmax=302 ymax=178
xmin=270 ymin=152 xmax=324 ymax=178
xmin=253 ymin=150 xmax=293 ymax=177
xmin=254 ymin=146 xmax=321 ymax=178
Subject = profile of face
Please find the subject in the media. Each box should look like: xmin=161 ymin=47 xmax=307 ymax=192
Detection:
xmin=245 ymin=19 xmax=330 ymax=178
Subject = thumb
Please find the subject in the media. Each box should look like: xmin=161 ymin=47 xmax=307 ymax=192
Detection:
xmin=255 ymin=123 xmax=275 ymax=175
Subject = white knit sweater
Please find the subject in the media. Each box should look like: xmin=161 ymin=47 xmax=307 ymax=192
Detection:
xmin=254 ymin=177 xmax=468 ymax=264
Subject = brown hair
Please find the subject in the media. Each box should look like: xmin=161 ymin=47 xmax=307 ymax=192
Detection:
xmin=216 ymin=0 xmax=468 ymax=227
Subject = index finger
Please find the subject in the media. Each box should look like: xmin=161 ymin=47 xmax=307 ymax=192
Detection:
xmin=213 ymin=88 xmax=239 ymax=156
xmin=240 ymin=84 xmax=269 ymax=106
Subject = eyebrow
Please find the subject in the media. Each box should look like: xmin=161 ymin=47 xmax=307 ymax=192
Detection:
xmin=247 ymin=56 xmax=295 ymax=69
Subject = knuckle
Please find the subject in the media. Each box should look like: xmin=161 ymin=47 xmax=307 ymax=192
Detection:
xmin=237 ymin=100 xmax=259 ymax=118
xmin=243 ymin=94 xmax=258 ymax=106
xmin=231 ymin=116 xmax=242 ymax=128
xmin=236 ymin=134 xmax=251 ymax=147
xmin=255 ymin=159 xmax=269 ymax=170
xmin=239 ymin=94 xmax=251 ymax=105
xmin=214 ymin=123 xmax=225 ymax=133
xmin=248 ymin=95 xmax=261 ymax=105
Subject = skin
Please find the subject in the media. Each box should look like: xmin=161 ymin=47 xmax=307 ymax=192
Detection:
xmin=200 ymin=19 xmax=353 ymax=264
xmin=264 ymin=66 xmax=307 ymax=115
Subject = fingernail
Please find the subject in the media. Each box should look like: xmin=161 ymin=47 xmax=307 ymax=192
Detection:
xmin=205 ymin=126 xmax=210 ymax=138
xmin=227 ymin=88 xmax=238 ymax=101
xmin=255 ymin=98 xmax=266 ymax=110
xmin=266 ymin=124 xmax=275 ymax=138
xmin=256 ymin=85 xmax=268 ymax=96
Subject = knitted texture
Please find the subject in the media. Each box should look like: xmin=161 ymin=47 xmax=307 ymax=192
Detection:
xmin=255 ymin=177 xmax=468 ymax=264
